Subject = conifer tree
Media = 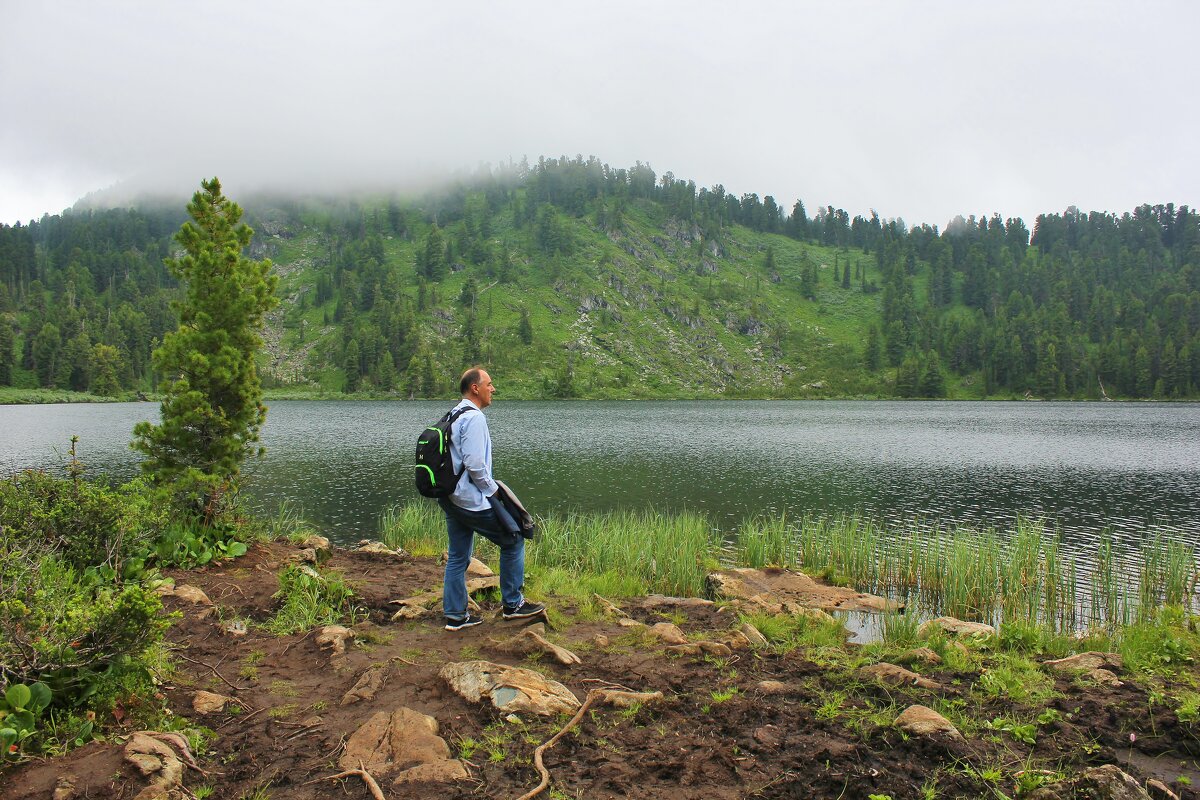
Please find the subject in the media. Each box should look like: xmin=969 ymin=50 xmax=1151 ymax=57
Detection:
xmin=0 ymin=316 xmax=13 ymax=385
xmin=133 ymin=179 xmax=279 ymax=522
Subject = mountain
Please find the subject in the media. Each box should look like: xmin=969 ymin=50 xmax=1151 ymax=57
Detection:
xmin=1 ymin=157 xmax=1198 ymax=400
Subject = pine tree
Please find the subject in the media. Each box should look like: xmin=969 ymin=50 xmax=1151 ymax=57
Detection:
xmin=344 ymin=339 xmax=362 ymax=392
xmin=864 ymin=326 xmax=882 ymax=371
xmin=89 ymin=343 xmax=123 ymax=396
xmin=518 ymin=307 xmax=533 ymax=345
xmin=132 ymin=179 xmax=279 ymax=522
xmin=32 ymin=322 xmax=60 ymax=387
xmin=918 ymin=351 xmax=947 ymax=397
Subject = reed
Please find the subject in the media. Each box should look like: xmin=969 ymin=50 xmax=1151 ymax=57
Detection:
xmin=379 ymin=501 xmax=445 ymax=557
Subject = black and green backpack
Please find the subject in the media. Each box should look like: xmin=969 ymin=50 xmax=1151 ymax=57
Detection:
xmin=414 ymin=406 xmax=472 ymax=498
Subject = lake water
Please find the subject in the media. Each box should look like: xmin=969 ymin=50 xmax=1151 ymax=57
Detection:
xmin=2 ymin=400 xmax=1198 ymax=558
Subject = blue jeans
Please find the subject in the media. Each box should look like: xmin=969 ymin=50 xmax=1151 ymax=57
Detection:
xmin=438 ymin=498 xmax=525 ymax=620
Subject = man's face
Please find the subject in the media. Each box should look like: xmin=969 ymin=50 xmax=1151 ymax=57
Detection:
xmin=473 ymin=370 xmax=495 ymax=408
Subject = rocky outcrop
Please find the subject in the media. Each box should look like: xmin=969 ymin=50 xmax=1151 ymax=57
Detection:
xmin=440 ymin=660 xmax=580 ymax=716
xmin=340 ymin=707 xmax=469 ymax=785
xmin=707 ymin=567 xmax=900 ymax=615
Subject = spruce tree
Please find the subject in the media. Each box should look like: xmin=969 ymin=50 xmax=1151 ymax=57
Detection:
xmin=133 ymin=179 xmax=279 ymax=522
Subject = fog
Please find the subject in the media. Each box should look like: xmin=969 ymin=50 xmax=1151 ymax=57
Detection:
xmin=2 ymin=1 xmax=1197 ymax=227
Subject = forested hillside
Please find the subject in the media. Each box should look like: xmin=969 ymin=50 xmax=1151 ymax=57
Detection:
xmin=2 ymin=157 xmax=1198 ymax=399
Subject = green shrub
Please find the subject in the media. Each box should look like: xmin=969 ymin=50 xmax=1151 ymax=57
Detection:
xmin=0 ymin=470 xmax=166 ymax=576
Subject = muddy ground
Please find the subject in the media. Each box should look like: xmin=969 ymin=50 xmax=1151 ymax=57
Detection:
xmin=6 ymin=540 xmax=1200 ymax=799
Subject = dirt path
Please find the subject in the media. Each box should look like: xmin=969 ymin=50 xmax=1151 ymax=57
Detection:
xmin=6 ymin=541 xmax=1199 ymax=800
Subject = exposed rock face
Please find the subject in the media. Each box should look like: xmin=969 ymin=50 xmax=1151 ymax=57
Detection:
xmin=893 ymin=705 xmax=962 ymax=740
xmin=857 ymin=663 xmax=941 ymax=690
xmin=339 ymin=707 xmax=469 ymax=785
xmin=917 ymin=616 xmax=996 ymax=638
xmin=1026 ymin=764 xmax=1151 ymax=800
xmin=192 ymin=690 xmax=232 ymax=714
xmin=440 ymin=660 xmax=581 ymax=716
xmin=707 ymin=567 xmax=900 ymax=614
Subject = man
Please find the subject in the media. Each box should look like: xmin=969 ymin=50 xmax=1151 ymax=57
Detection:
xmin=440 ymin=366 xmax=544 ymax=631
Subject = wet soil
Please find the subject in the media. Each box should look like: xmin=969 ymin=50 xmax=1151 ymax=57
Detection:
xmin=5 ymin=541 xmax=1200 ymax=800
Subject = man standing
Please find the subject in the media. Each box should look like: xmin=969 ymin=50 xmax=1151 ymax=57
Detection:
xmin=440 ymin=366 xmax=544 ymax=631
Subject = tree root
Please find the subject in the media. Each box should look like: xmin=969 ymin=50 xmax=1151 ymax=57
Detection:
xmin=516 ymin=687 xmax=663 ymax=800
xmin=305 ymin=760 xmax=387 ymax=800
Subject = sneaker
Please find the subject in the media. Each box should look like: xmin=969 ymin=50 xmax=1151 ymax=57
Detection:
xmin=502 ymin=601 xmax=546 ymax=620
xmin=444 ymin=613 xmax=484 ymax=631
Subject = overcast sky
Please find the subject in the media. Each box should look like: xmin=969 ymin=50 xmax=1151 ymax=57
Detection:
xmin=2 ymin=1 xmax=1196 ymax=229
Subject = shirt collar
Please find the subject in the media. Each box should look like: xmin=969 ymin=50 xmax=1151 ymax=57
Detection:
xmin=459 ymin=397 xmax=482 ymax=412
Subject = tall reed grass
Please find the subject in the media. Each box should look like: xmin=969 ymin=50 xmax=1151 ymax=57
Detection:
xmin=378 ymin=500 xmax=1198 ymax=629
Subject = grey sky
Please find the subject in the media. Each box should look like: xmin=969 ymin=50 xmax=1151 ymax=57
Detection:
xmin=2 ymin=1 xmax=1196 ymax=229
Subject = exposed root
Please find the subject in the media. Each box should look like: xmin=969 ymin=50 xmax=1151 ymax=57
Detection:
xmin=305 ymin=759 xmax=387 ymax=800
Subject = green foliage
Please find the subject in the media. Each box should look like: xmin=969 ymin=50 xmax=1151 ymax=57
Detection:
xmin=1119 ymin=607 xmax=1199 ymax=676
xmin=133 ymin=178 xmax=279 ymax=522
xmin=0 ymin=468 xmax=165 ymax=576
xmin=153 ymin=521 xmax=248 ymax=567
xmin=0 ymin=682 xmax=53 ymax=760
xmin=984 ymin=716 xmax=1037 ymax=745
xmin=266 ymin=564 xmax=361 ymax=635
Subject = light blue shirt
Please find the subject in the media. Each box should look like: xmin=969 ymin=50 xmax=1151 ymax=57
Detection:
xmin=448 ymin=398 xmax=499 ymax=511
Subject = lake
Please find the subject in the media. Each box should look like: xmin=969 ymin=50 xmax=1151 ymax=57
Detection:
xmin=2 ymin=400 xmax=1198 ymax=559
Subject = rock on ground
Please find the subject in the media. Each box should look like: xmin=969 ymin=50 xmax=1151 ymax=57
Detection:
xmin=707 ymin=567 xmax=900 ymax=614
xmin=340 ymin=706 xmax=468 ymax=784
xmin=440 ymin=660 xmax=580 ymax=716
xmin=917 ymin=616 xmax=996 ymax=638
xmin=1026 ymin=764 xmax=1152 ymax=800
xmin=893 ymin=705 xmax=962 ymax=740
xmin=857 ymin=663 xmax=941 ymax=690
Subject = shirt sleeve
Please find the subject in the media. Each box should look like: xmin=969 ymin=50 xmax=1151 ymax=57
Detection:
xmin=458 ymin=412 xmax=499 ymax=497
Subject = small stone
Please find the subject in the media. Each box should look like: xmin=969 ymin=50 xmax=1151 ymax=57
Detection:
xmin=467 ymin=557 xmax=494 ymax=577
xmin=392 ymin=760 xmax=471 ymax=784
xmin=753 ymin=725 xmax=783 ymax=748
xmin=618 ymin=617 xmax=645 ymax=628
xmin=223 ymin=620 xmax=248 ymax=637
xmin=292 ymin=547 xmax=318 ymax=564
xmin=893 ymin=704 xmax=962 ymax=740
xmin=53 ymin=776 xmax=79 ymax=800
xmin=738 ymin=623 xmax=769 ymax=648
xmin=698 ymin=641 xmax=733 ymax=657
xmin=168 ymin=584 xmax=212 ymax=606
xmin=301 ymin=715 xmax=324 ymax=728
xmin=505 ymin=714 xmax=522 ymax=724
xmin=649 ymin=622 xmax=688 ymax=645
xmin=1090 ymin=668 xmax=1123 ymax=687
xmin=356 ymin=540 xmax=405 ymax=558
xmin=899 ymin=647 xmax=943 ymax=666
xmin=192 ymin=691 xmax=232 ymax=714
xmin=341 ymin=662 xmax=390 ymax=705
xmin=596 ymin=689 xmax=664 ymax=709
xmin=756 ymin=680 xmax=789 ymax=695
xmin=594 ymin=634 xmax=610 ymax=647
xmin=316 ymin=625 xmax=355 ymax=655
xmin=666 ymin=643 xmax=702 ymax=656
xmin=858 ymin=663 xmax=941 ymax=690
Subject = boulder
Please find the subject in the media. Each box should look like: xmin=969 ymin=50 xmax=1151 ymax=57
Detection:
xmin=192 ymin=690 xmax=232 ymax=714
xmin=917 ymin=617 xmax=996 ymax=639
xmin=1026 ymin=765 xmax=1151 ymax=800
xmin=340 ymin=707 xmax=467 ymax=784
xmin=649 ymin=622 xmax=688 ymax=645
xmin=497 ymin=628 xmax=582 ymax=666
xmin=707 ymin=567 xmax=901 ymax=614
xmin=316 ymin=625 xmax=355 ymax=655
xmin=893 ymin=705 xmax=962 ymax=740
xmin=341 ymin=662 xmax=391 ymax=705
xmin=440 ymin=660 xmax=580 ymax=716
xmin=858 ymin=663 xmax=941 ymax=690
